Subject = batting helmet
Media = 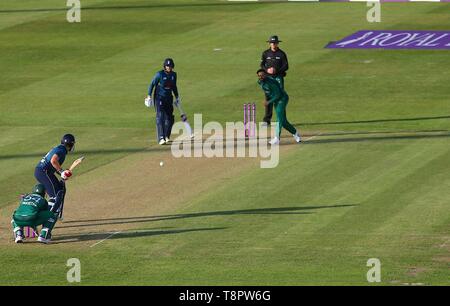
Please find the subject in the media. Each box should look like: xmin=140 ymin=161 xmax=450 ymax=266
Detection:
xmin=61 ymin=134 xmax=75 ymax=152
xmin=32 ymin=184 xmax=46 ymax=197
xmin=163 ymin=58 xmax=175 ymax=68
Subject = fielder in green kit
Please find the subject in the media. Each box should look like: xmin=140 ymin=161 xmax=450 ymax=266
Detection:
xmin=257 ymin=69 xmax=301 ymax=145
xmin=11 ymin=184 xmax=57 ymax=244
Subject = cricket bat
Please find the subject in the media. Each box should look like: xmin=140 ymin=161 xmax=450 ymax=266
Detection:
xmin=175 ymin=103 xmax=194 ymax=138
xmin=69 ymin=156 xmax=85 ymax=172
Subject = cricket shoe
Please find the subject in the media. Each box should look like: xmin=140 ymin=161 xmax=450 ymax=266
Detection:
xmin=15 ymin=235 xmax=24 ymax=244
xmin=165 ymin=137 xmax=171 ymax=144
xmin=38 ymin=228 xmax=52 ymax=244
xmin=13 ymin=226 xmax=24 ymax=243
xmin=37 ymin=236 xmax=51 ymax=244
xmin=293 ymin=132 xmax=302 ymax=143
xmin=158 ymin=138 xmax=166 ymax=145
xmin=269 ymin=137 xmax=280 ymax=145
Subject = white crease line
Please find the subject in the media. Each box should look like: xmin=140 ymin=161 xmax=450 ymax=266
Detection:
xmin=90 ymin=231 xmax=121 ymax=248
xmin=302 ymin=132 xmax=322 ymax=143
xmin=306 ymin=133 xmax=321 ymax=141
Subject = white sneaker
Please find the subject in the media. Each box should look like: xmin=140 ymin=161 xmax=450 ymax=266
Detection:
xmin=38 ymin=228 xmax=51 ymax=244
xmin=165 ymin=137 xmax=171 ymax=143
xmin=13 ymin=226 xmax=24 ymax=243
xmin=269 ymin=137 xmax=280 ymax=145
xmin=190 ymin=134 xmax=195 ymax=139
xmin=293 ymin=132 xmax=302 ymax=143
xmin=38 ymin=236 xmax=51 ymax=244
xmin=158 ymin=138 xmax=166 ymax=145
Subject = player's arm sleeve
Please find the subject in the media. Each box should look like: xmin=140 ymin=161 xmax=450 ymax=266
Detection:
xmin=55 ymin=146 xmax=68 ymax=166
xmin=148 ymin=72 xmax=160 ymax=96
xmin=173 ymin=72 xmax=179 ymax=98
xmin=38 ymin=199 xmax=49 ymax=211
xmin=50 ymin=153 xmax=62 ymax=173
xmin=260 ymin=51 xmax=266 ymax=69
xmin=279 ymin=51 xmax=289 ymax=74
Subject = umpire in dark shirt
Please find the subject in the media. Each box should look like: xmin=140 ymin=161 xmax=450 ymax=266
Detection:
xmin=260 ymin=35 xmax=289 ymax=125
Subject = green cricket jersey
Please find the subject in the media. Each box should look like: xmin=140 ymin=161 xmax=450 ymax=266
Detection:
xmin=13 ymin=194 xmax=48 ymax=220
xmin=258 ymin=76 xmax=288 ymax=105
xmin=258 ymin=75 xmax=297 ymax=138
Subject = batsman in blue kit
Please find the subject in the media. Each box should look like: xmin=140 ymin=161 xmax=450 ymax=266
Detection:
xmin=145 ymin=58 xmax=180 ymax=145
xmin=34 ymin=134 xmax=75 ymax=220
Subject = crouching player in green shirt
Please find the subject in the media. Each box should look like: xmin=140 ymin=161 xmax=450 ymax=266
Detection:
xmin=11 ymin=184 xmax=57 ymax=244
xmin=257 ymin=69 xmax=301 ymax=145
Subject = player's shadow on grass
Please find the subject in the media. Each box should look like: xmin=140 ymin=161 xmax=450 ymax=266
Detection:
xmin=298 ymin=132 xmax=450 ymax=146
xmin=295 ymin=115 xmax=450 ymax=127
xmin=311 ymin=129 xmax=450 ymax=138
xmin=52 ymin=227 xmax=226 ymax=244
xmin=59 ymin=204 xmax=356 ymax=229
xmin=278 ymin=130 xmax=450 ymax=146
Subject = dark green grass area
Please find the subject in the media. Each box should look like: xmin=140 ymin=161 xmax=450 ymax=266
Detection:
xmin=0 ymin=0 xmax=449 ymax=285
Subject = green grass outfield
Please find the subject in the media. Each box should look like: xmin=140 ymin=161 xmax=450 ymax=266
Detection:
xmin=0 ymin=0 xmax=449 ymax=285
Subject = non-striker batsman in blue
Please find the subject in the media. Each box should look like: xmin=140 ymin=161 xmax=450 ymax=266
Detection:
xmin=145 ymin=58 xmax=180 ymax=145
xmin=34 ymin=134 xmax=75 ymax=219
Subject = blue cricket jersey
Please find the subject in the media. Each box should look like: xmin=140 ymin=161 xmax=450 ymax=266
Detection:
xmin=36 ymin=145 xmax=68 ymax=173
xmin=148 ymin=70 xmax=178 ymax=98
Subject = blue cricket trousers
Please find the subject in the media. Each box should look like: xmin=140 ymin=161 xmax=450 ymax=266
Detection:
xmin=155 ymin=95 xmax=175 ymax=140
xmin=34 ymin=166 xmax=66 ymax=214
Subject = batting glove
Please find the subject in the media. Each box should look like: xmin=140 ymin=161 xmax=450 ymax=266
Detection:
xmin=61 ymin=170 xmax=72 ymax=180
xmin=144 ymin=96 xmax=153 ymax=108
